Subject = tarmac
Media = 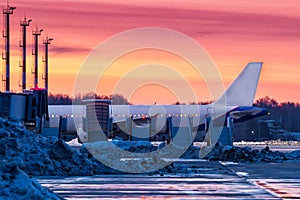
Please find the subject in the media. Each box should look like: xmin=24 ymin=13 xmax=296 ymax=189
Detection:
xmin=37 ymin=159 xmax=300 ymax=199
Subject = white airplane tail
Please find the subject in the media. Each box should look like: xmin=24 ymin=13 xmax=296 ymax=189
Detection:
xmin=215 ymin=62 xmax=263 ymax=106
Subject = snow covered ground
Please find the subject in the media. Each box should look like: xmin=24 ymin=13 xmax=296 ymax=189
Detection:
xmin=1 ymin=117 xmax=300 ymax=198
xmin=234 ymin=140 xmax=300 ymax=153
xmin=234 ymin=140 xmax=300 ymax=146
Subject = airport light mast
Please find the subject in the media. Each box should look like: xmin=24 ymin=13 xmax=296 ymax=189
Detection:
xmin=20 ymin=17 xmax=32 ymax=91
xmin=2 ymin=4 xmax=16 ymax=92
xmin=32 ymin=26 xmax=43 ymax=88
xmin=43 ymin=36 xmax=53 ymax=91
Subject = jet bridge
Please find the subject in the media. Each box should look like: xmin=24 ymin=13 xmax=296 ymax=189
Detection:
xmin=84 ymin=99 xmax=112 ymax=142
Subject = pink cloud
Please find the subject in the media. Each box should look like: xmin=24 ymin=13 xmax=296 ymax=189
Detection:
xmin=3 ymin=0 xmax=300 ymax=102
xmin=11 ymin=1 xmax=300 ymax=41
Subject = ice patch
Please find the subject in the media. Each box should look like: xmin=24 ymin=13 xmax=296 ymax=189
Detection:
xmin=219 ymin=161 xmax=239 ymax=166
xmin=66 ymin=137 xmax=82 ymax=147
xmin=236 ymin=171 xmax=249 ymax=177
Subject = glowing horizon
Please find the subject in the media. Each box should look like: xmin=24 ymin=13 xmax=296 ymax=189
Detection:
xmin=1 ymin=0 xmax=300 ymax=104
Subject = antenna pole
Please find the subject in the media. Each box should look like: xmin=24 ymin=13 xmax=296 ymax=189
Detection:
xmin=43 ymin=36 xmax=53 ymax=91
xmin=32 ymin=26 xmax=43 ymax=88
xmin=2 ymin=4 xmax=16 ymax=92
xmin=20 ymin=17 xmax=32 ymax=90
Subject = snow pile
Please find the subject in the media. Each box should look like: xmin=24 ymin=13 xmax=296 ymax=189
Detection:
xmin=0 ymin=160 xmax=59 ymax=199
xmin=0 ymin=118 xmax=118 ymax=177
xmin=83 ymin=141 xmax=171 ymax=173
xmin=83 ymin=141 xmax=201 ymax=173
xmin=110 ymin=141 xmax=198 ymax=158
xmin=110 ymin=140 xmax=158 ymax=152
xmin=0 ymin=117 xmax=124 ymax=199
xmin=180 ymin=146 xmax=200 ymax=158
xmin=204 ymin=143 xmax=300 ymax=163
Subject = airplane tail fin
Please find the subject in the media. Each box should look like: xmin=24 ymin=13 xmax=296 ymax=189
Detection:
xmin=215 ymin=62 xmax=263 ymax=106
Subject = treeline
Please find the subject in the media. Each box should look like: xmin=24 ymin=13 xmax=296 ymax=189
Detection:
xmin=48 ymin=93 xmax=131 ymax=105
xmin=254 ymin=96 xmax=300 ymax=132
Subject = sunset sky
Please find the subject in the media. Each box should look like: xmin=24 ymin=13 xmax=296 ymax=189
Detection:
xmin=3 ymin=0 xmax=300 ymax=104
